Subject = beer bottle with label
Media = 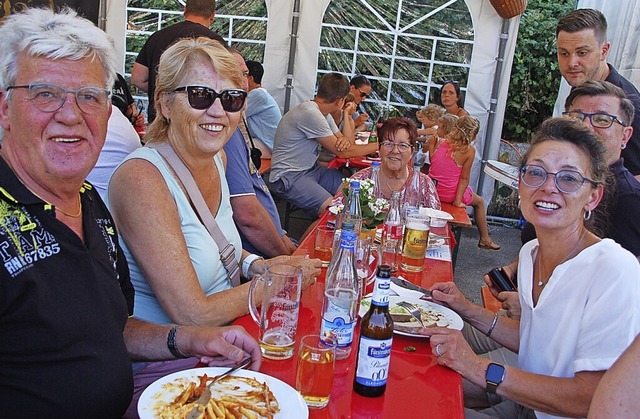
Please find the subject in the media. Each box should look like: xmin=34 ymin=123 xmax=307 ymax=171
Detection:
xmin=353 ymin=265 xmax=394 ymax=397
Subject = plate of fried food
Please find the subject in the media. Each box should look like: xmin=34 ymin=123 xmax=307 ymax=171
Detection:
xmin=138 ymin=367 xmax=308 ymax=419
xmin=359 ymin=295 xmax=463 ymax=337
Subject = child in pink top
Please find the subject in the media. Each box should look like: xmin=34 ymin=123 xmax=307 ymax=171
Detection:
xmin=427 ymin=116 xmax=500 ymax=250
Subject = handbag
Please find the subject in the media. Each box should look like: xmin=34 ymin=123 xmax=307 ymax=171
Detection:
xmin=147 ymin=142 xmax=241 ymax=287
xmin=243 ymin=116 xmax=262 ymax=170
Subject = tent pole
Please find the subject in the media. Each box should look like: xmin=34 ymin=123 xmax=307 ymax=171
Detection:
xmin=98 ymin=0 xmax=107 ymax=31
xmin=283 ymin=0 xmax=301 ymax=114
xmin=478 ymin=18 xmax=510 ymax=196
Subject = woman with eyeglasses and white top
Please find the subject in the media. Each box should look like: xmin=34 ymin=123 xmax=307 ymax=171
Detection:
xmin=348 ymin=117 xmax=440 ymax=209
xmin=422 ymin=117 xmax=640 ymax=419
xmin=106 ymin=38 xmax=321 ymax=415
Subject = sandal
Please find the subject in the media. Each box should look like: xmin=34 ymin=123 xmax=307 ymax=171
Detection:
xmin=478 ymin=241 xmax=501 ymax=251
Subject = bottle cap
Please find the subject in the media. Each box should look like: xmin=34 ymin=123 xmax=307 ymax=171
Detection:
xmin=372 ymin=161 xmax=381 ymax=167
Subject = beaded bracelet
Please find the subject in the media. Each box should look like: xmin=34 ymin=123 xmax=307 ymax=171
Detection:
xmin=167 ymin=325 xmax=187 ymax=359
xmin=486 ymin=313 xmax=499 ymax=337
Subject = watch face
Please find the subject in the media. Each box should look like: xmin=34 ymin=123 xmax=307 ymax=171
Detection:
xmin=486 ymin=363 xmax=505 ymax=383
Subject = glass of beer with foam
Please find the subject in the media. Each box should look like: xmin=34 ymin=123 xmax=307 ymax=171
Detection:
xmin=400 ymin=213 xmax=430 ymax=272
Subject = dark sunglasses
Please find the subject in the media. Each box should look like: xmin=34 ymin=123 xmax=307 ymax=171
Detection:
xmin=174 ymin=86 xmax=247 ymax=112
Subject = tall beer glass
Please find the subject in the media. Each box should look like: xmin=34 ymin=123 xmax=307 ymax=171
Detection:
xmin=400 ymin=213 xmax=430 ymax=272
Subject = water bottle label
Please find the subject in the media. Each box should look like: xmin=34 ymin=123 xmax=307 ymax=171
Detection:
xmin=355 ymin=336 xmax=393 ymax=387
xmin=320 ymin=315 xmax=355 ymax=347
xmin=339 ymin=231 xmax=357 ymax=251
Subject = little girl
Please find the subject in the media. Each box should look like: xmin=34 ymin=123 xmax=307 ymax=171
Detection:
xmin=427 ymin=115 xmax=500 ymax=250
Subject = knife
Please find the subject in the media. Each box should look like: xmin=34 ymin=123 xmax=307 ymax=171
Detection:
xmin=186 ymin=356 xmax=252 ymax=419
xmin=391 ymin=277 xmax=433 ymax=299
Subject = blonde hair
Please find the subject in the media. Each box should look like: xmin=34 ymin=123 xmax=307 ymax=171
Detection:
xmin=418 ymin=104 xmax=445 ymax=122
xmin=146 ymin=37 xmax=243 ymax=142
xmin=447 ymin=115 xmax=480 ymax=152
xmin=437 ymin=114 xmax=458 ymax=136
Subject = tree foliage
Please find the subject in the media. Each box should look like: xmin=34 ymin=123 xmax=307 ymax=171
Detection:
xmin=502 ymin=0 xmax=575 ymax=142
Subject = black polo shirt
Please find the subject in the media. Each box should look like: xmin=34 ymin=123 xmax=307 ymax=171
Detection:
xmin=0 ymin=159 xmax=135 ymax=418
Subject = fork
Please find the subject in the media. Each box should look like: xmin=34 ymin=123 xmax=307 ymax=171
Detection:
xmin=396 ymin=301 xmax=426 ymax=328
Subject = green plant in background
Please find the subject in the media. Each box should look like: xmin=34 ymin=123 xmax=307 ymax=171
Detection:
xmin=502 ymin=0 xmax=575 ymax=142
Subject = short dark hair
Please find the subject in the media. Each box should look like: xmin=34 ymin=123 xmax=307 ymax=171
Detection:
xmin=246 ymin=60 xmax=264 ymax=84
xmin=185 ymin=0 xmax=216 ymax=19
xmin=565 ymin=80 xmax=635 ymax=126
xmin=521 ymin=117 xmax=608 ymax=186
xmin=379 ymin=117 xmax=419 ymax=147
xmin=317 ymin=73 xmax=350 ymax=102
xmin=556 ymin=9 xmax=607 ymax=44
xmin=350 ymin=74 xmax=370 ymax=88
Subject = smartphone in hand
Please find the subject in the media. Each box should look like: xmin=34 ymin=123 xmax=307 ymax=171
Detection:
xmin=487 ymin=268 xmax=517 ymax=292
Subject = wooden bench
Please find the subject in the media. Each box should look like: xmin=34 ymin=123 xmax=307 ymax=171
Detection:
xmin=481 ymin=285 xmax=503 ymax=313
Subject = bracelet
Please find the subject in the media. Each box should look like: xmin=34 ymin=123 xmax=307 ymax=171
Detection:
xmin=167 ymin=325 xmax=187 ymax=359
xmin=242 ymin=254 xmax=263 ymax=279
xmin=486 ymin=313 xmax=499 ymax=337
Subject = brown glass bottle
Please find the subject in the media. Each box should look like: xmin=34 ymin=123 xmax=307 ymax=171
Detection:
xmin=353 ymin=265 xmax=394 ymax=397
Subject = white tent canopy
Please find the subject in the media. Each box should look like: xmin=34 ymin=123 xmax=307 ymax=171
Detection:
xmin=105 ymin=0 xmax=521 ymax=204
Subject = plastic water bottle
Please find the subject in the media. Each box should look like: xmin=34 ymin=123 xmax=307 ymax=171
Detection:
xmin=381 ymin=191 xmax=403 ymax=272
xmin=320 ymin=222 xmax=359 ymax=360
xmin=370 ymin=161 xmax=382 ymax=199
xmin=337 ymin=180 xmax=362 ymax=235
xmin=402 ymin=155 xmax=422 ymax=220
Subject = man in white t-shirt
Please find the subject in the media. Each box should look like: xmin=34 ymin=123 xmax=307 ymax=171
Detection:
xmin=268 ymin=73 xmax=379 ymax=217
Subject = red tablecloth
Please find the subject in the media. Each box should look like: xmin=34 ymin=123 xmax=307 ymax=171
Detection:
xmin=233 ymin=212 xmax=464 ymax=418
xmin=327 ymin=157 xmax=377 ymax=170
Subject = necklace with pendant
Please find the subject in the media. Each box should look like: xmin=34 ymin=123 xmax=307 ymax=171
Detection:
xmin=382 ymin=170 xmax=408 ymax=194
xmin=537 ymin=229 xmax=587 ymax=287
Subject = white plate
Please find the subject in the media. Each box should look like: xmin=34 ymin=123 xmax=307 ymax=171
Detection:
xmin=419 ymin=207 xmax=454 ymax=221
xmin=138 ymin=367 xmax=308 ymax=419
xmin=359 ymin=295 xmax=463 ymax=338
xmin=328 ymin=204 xmax=343 ymax=215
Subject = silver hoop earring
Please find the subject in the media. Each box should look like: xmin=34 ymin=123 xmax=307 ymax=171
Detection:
xmin=621 ymin=143 xmax=627 ymax=149
xmin=583 ymin=209 xmax=592 ymax=220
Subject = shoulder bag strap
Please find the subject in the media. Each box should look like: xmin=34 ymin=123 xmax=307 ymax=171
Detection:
xmin=147 ymin=142 xmax=241 ymax=287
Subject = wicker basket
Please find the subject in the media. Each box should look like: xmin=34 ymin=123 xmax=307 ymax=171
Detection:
xmin=489 ymin=0 xmax=528 ymax=19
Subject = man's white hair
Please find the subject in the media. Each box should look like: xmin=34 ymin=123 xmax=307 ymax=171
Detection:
xmin=0 ymin=7 xmax=117 ymax=141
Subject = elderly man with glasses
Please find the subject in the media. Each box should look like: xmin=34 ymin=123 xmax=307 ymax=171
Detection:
xmin=0 ymin=9 xmax=261 ymax=417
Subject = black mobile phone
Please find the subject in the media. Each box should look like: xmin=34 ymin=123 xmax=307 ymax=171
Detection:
xmin=487 ymin=268 xmax=517 ymax=292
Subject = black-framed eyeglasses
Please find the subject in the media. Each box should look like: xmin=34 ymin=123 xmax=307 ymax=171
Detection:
xmin=356 ymin=87 xmax=369 ymax=98
xmin=520 ymin=164 xmax=597 ymax=193
xmin=380 ymin=140 xmax=413 ymax=153
xmin=562 ymin=111 xmax=627 ymax=128
xmin=6 ymin=83 xmax=110 ymax=114
xmin=174 ymin=86 xmax=247 ymax=112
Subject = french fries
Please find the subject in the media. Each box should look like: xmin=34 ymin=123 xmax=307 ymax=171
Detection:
xmin=154 ymin=374 xmax=280 ymax=419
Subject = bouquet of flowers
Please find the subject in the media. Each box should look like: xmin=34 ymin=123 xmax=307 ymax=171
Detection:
xmin=342 ymin=178 xmax=389 ymax=230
